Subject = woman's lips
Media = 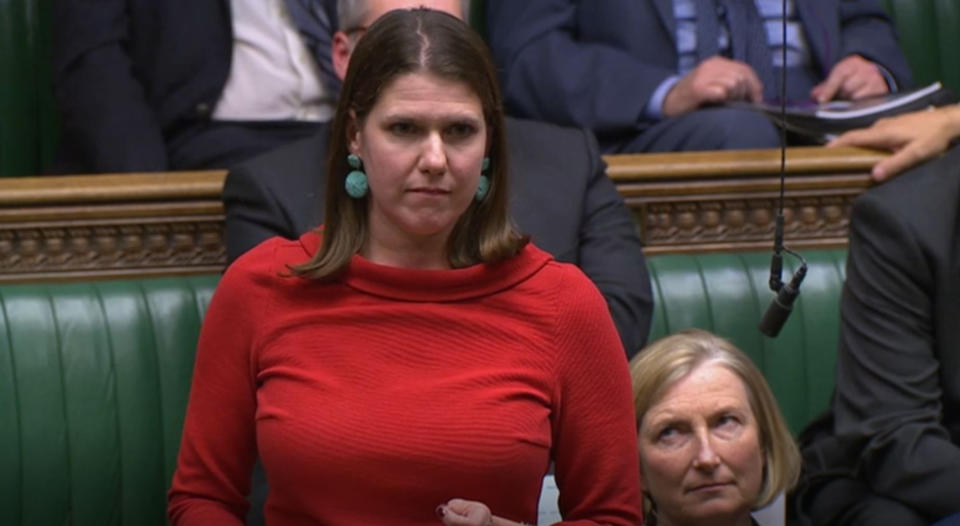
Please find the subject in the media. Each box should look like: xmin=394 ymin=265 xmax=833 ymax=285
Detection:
xmin=407 ymin=187 xmax=450 ymax=195
xmin=687 ymin=482 xmax=734 ymax=493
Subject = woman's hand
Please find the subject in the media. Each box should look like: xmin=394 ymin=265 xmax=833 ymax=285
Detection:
xmin=436 ymin=499 xmax=527 ymax=526
xmin=828 ymin=105 xmax=960 ymax=180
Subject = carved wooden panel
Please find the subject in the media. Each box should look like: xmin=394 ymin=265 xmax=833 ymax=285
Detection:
xmin=0 ymin=218 xmax=225 ymax=282
xmin=636 ymin=195 xmax=853 ymax=254
xmin=0 ymin=147 xmax=884 ymax=281
xmin=606 ymin=146 xmax=881 ymax=254
xmin=0 ymin=172 xmax=227 ymax=282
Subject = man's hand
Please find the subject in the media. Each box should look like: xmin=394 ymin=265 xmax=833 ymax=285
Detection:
xmin=662 ymin=56 xmax=764 ymax=117
xmin=811 ymin=54 xmax=889 ymax=103
xmin=828 ymin=106 xmax=960 ymax=180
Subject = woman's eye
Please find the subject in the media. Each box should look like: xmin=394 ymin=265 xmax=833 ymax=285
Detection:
xmin=716 ymin=414 xmax=742 ymax=430
xmin=656 ymin=426 xmax=680 ymax=444
xmin=389 ymin=122 xmax=417 ymax=136
xmin=446 ymin=123 xmax=477 ymax=139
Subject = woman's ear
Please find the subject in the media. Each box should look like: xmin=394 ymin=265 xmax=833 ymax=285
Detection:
xmin=347 ymin=110 xmax=361 ymax=156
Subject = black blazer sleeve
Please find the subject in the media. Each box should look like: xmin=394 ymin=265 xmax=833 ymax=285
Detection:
xmin=223 ymin=164 xmax=300 ymax=265
xmin=833 ymin=179 xmax=960 ymax=519
xmin=52 ymin=0 xmax=168 ymax=172
xmin=222 ymin=133 xmax=327 ymax=265
xmin=577 ymin=131 xmax=653 ymax=357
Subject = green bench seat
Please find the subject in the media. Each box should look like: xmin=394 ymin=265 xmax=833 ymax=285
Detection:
xmin=647 ymin=250 xmax=846 ymax=435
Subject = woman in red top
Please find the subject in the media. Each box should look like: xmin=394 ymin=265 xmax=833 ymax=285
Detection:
xmin=167 ymin=8 xmax=643 ymax=526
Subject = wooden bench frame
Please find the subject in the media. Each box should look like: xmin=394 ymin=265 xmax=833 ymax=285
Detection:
xmin=0 ymin=146 xmax=883 ymax=282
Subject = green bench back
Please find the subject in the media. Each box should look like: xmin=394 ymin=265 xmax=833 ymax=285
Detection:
xmin=0 ymin=0 xmax=57 ymax=177
xmin=0 ymin=276 xmax=218 ymax=526
xmin=881 ymin=0 xmax=960 ymax=93
xmin=646 ymin=250 xmax=847 ymax=435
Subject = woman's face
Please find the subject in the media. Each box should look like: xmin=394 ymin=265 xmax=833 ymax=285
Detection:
xmin=638 ymin=361 xmax=764 ymax=526
xmin=348 ymin=71 xmax=487 ymax=251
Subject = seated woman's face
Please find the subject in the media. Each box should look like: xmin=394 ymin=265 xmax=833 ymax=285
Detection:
xmin=348 ymin=71 xmax=487 ymax=243
xmin=638 ymin=361 xmax=764 ymax=525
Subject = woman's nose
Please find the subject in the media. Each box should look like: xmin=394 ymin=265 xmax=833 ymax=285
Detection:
xmin=418 ymin=133 xmax=447 ymax=175
xmin=692 ymin=434 xmax=721 ymax=471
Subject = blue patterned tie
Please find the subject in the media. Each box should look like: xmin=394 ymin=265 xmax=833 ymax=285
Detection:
xmin=695 ymin=0 xmax=720 ymax=61
xmin=721 ymin=0 xmax=778 ymax=100
xmin=284 ymin=0 xmax=341 ymax=94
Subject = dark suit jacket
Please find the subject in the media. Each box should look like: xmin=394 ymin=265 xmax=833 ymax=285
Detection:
xmin=795 ymin=145 xmax=960 ymax=523
xmin=223 ymin=117 xmax=654 ymax=357
xmin=486 ymin=0 xmax=912 ymax=149
xmin=51 ymin=0 xmax=336 ymax=173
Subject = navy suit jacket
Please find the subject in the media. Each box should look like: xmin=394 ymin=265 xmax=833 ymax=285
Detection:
xmin=223 ymin=117 xmax=654 ymax=357
xmin=486 ymin=0 xmax=912 ymax=148
xmin=51 ymin=0 xmax=336 ymax=173
xmin=793 ymin=145 xmax=960 ymax=524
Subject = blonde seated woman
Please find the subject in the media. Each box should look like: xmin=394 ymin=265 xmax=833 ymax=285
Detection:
xmin=629 ymin=329 xmax=801 ymax=526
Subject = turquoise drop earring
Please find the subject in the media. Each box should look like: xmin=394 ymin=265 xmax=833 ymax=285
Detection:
xmin=345 ymin=154 xmax=368 ymax=198
xmin=475 ymin=157 xmax=491 ymax=202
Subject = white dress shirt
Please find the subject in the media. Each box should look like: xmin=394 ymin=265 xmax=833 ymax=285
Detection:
xmin=214 ymin=0 xmax=336 ymax=122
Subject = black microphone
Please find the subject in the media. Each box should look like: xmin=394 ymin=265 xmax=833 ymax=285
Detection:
xmin=758 ymin=0 xmax=807 ymax=338
xmin=759 ymin=262 xmax=807 ymax=338
xmin=768 ymin=215 xmax=785 ymax=291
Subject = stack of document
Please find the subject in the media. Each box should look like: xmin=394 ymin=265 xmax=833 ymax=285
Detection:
xmin=728 ymin=82 xmax=957 ymax=142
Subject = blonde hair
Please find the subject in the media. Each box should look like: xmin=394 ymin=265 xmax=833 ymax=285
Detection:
xmin=629 ymin=329 xmax=801 ymax=509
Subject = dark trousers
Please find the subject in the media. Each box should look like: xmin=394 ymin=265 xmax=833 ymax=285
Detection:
xmin=169 ymin=119 xmax=323 ymax=171
xmin=606 ymin=65 xmax=821 ymax=154
xmin=789 ymin=475 xmax=928 ymax=526
xmin=613 ymin=106 xmax=782 ymax=153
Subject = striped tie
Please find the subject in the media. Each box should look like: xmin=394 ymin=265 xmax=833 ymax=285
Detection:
xmin=695 ymin=0 xmax=720 ymax=62
xmin=721 ymin=0 xmax=778 ymax=100
xmin=284 ymin=0 xmax=341 ymax=95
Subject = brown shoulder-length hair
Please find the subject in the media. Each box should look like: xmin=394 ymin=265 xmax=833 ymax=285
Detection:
xmin=292 ymin=8 xmax=525 ymax=280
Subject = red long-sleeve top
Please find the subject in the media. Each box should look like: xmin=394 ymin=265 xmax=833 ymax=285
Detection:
xmin=168 ymin=232 xmax=643 ymax=525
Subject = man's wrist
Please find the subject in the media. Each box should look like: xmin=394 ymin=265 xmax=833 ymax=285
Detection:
xmin=646 ymin=75 xmax=681 ymax=120
xmin=874 ymin=62 xmax=898 ymax=93
xmin=944 ymin=104 xmax=960 ymax=138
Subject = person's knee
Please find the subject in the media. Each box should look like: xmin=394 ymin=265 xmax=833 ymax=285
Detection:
xmin=837 ymin=495 xmax=928 ymax=526
xmin=791 ymin=475 xmax=927 ymax=526
xmin=620 ymin=107 xmax=781 ymax=153
xmin=691 ymin=108 xmax=780 ymax=150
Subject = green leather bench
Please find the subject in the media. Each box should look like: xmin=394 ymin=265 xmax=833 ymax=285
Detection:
xmin=0 ymin=249 xmax=844 ymax=524
xmin=646 ymin=250 xmax=846 ymax=435
xmin=0 ymin=276 xmax=217 ymax=525
xmin=0 ymin=0 xmax=57 ymax=177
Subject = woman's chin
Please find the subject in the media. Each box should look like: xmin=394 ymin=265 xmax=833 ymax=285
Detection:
xmin=395 ymin=213 xmax=462 ymax=239
xmin=673 ymin=495 xmax=752 ymax=524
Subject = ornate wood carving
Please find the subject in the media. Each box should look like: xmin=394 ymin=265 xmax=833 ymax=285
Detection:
xmin=606 ymin=146 xmax=882 ymax=254
xmin=0 ymin=172 xmax=227 ymax=282
xmin=637 ymin=195 xmax=853 ymax=254
xmin=0 ymin=146 xmax=885 ymax=281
